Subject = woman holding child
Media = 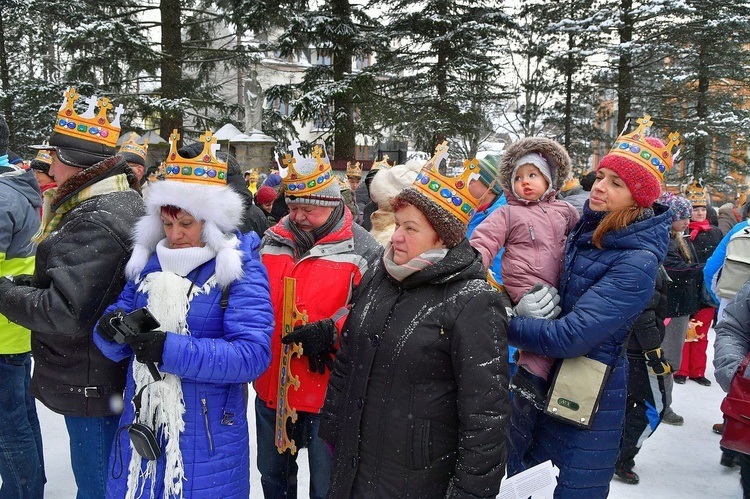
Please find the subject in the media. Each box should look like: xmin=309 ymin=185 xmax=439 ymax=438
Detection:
xmin=504 ymin=117 xmax=674 ymax=498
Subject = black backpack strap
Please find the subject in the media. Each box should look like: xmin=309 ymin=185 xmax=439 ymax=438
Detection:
xmin=220 ymin=286 xmax=230 ymax=309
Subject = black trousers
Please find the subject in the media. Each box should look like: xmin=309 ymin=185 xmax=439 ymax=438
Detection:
xmin=617 ymin=355 xmax=668 ymax=469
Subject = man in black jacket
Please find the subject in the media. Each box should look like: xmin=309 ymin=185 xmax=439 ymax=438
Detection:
xmin=0 ymin=88 xmax=145 ymax=499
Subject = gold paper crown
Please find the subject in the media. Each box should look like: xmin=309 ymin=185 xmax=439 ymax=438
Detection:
xmin=54 ymin=87 xmax=124 ymax=149
xmin=608 ymin=115 xmax=680 ymax=181
xmin=346 ymin=161 xmax=362 ymax=178
xmin=684 ymin=179 xmax=710 ymax=206
xmin=371 ymin=155 xmax=392 ymax=171
xmin=33 ymin=142 xmax=53 ymax=165
xmin=280 ymin=141 xmax=335 ymax=196
xmin=118 ymin=132 xmax=148 ymax=161
xmin=163 ymin=129 xmax=227 ymax=186
xmin=412 ymin=142 xmax=481 ymax=225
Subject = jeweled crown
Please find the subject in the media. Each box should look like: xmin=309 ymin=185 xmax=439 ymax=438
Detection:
xmin=412 ymin=142 xmax=481 ymax=225
xmin=54 ymin=87 xmax=124 ymax=149
xmin=33 ymin=143 xmax=53 ymax=165
xmin=280 ymin=141 xmax=335 ymax=196
xmin=608 ymin=115 xmax=680 ymax=181
xmin=118 ymin=132 xmax=149 ymax=162
xmin=371 ymin=155 xmax=392 ymax=171
xmin=684 ymin=179 xmax=710 ymax=206
xmin=163 ymin=129 xmax=227 ymax=186
xmin=346 ymin=161 xmax=362 ymax=178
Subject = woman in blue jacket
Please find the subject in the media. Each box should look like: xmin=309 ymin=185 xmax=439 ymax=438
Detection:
xmin=94 ymin=132 xmax=274 ymax=499
xmin=506 ymin=119 xmax=673 ymax=498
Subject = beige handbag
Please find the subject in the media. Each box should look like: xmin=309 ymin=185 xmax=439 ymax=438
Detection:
xmin=544 ymin=356 xmax=611 ymax=429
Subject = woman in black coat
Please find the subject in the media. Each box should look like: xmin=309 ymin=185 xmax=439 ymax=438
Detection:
xmin=660 ymin=193 xmax=704 ymax=425
xmin=319 ymin=168 xmax=509 ymax=498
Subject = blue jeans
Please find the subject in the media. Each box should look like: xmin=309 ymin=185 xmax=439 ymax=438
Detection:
xmin=0 ymin=353 xmax=45 ymax=499
xmin=64 ymin=414 xmax=119 ymax=499
xmin=255 ymin=396 xmax=332 ymax=499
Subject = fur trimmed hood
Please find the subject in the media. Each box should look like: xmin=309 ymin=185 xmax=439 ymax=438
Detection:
xmin=126 ymin=180 xmax=246 ymax=287
xmin=498 ymin=137 xmax=572 ymax=194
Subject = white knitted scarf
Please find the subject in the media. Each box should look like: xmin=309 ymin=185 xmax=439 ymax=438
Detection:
xmin=126 ymin=242 xmax=217 ymax=499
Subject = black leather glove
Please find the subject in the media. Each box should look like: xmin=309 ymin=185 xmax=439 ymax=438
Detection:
xmin=97 ymin=308 xmax=126 ymax=343
xmin=644 ymin=348 xmax=671 ymax=376
xmin=127 ymin=330 xmax=167 ymax=364
xmin=281 ymin=318 xmax=336 ymax=375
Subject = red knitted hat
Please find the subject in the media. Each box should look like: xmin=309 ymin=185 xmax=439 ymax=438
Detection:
xmin=597 ymin=136 xmax=666 ymax=208
xmin=256 ymin=185 xmax=277 ymax=205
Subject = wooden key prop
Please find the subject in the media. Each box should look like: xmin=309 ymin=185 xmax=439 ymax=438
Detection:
xmin=275 ymin=276 xmax=307 ymax=454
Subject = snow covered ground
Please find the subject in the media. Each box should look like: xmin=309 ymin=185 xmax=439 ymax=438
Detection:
xmin=25 ymin=330 xmax=745 ymax=497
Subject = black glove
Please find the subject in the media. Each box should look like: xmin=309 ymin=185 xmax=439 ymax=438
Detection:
xmin=96 ymin=308 xmax=126 ymax=343
xmin=12 ymin=274 xmax=35 ymax=287
xmin=281 ymin=318 xmax=336 ymax=375
xmin=0 ymin=276 xmax=16 ymax=297
xmin=644 ymin=348 xmax=671 ymax=376
xmin=127 ymin=330 xmax=167 ymax=364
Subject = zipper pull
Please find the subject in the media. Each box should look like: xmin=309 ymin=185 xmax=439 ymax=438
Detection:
xmin=529 ymin=225 xmax=536 ymax=240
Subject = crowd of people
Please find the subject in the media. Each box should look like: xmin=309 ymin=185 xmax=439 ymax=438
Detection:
xmin=0 ymin=88 xmax=748 ymax=499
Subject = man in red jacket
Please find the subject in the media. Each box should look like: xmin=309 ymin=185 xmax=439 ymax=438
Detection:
xmin=254 ymin=144 xmax=381 ymax=499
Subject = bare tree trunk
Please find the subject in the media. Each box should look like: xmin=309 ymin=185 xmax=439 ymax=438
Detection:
xmin=331 ymin=0 xmax=355 ymax=161
xmin=693 ymin=39 xmax=710 ymax=178
xmin=159 ymin=0 xmax=183 ymax=141
xmin=616 ymin=0 xmax=633 ymax=133
xmin=0 ymin=8 xmax=13 ymax=133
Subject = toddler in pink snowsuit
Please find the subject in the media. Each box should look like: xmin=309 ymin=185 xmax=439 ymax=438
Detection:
xmin=470 ymin=137 xmax=578 ymax=402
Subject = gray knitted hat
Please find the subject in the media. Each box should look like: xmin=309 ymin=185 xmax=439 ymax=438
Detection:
xmin=284 ymin=157 xmax=342 ymax=207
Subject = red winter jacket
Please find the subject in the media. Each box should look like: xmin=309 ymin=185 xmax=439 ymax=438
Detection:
xmin=255 ymin=208 xmax=381 ymax=413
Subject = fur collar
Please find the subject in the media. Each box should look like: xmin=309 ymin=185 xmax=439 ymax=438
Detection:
xmin=52 ymin=155 xmax=138 ymax=210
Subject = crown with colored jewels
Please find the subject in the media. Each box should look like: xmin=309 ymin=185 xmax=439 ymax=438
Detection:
xmin=346 ymin=161 xmax=362 ymax=178
xmin=53 ymin=87 xmax=124 ymax=149
xmin=412 ymin=142 xmax=481 ymax=225
xmin=279 ymin=141 xmax=335 ymax=196
xmin=608 ymin=115 xmax=680 ymax=181
xmin=118 ymin=132 xmax=149 ymax=162
xmin=163 ymin=129 xmax=227 ymax=186
xmin=684 ymin=179 xmax=710 ymax=206
xmin=371 ymin=155 xmax=392 ymax=171
xmin=33 ymin=142 xmax=53 ymax=165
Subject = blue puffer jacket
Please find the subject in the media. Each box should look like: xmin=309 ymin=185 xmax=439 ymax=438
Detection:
xmin=95 ymin=232 xmax=273 ymax=499
xmin=508 ymin=201 xmax=671 ymax=498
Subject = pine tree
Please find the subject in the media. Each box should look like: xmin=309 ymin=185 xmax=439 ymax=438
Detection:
xmin=371 ymin=0 xmax=511 ymax=157
xmin=654 ymin=0 xmax=750 ymax=181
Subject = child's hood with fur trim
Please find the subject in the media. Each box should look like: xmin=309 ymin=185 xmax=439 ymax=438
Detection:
xmin=498 ymin=137 xmax=572 ymax=194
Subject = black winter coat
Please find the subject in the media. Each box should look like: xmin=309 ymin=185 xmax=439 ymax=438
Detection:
xmin=664 ymin=235 xmax=703 ymax=317
xmin=690 ymin=225 xmax=723 ymax=264
xmin=0 ymin=157 xmax=145 ymax=417
xmin=320 ymin=240 xmax=509 ymax=499
xmin=625 ymin=265 xmax=669 ymax=358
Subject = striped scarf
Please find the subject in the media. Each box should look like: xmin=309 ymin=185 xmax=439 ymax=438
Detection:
xmin=382 ymin=243 xmax=448 ymax=282
xmin=39 ymin=173 xmax=131 ymax=241
xmin=288 ymin=201 xmax=345 ymax=258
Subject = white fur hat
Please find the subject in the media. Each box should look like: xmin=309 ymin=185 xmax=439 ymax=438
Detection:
xmin=369 ymin=159 xmax=423 ymax=206
xmin=125 ymin=180 xmax=245 ymax=287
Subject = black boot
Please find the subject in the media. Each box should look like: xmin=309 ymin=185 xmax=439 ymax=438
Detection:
xmin=614 ymin=466 xmax=640 ymax=485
